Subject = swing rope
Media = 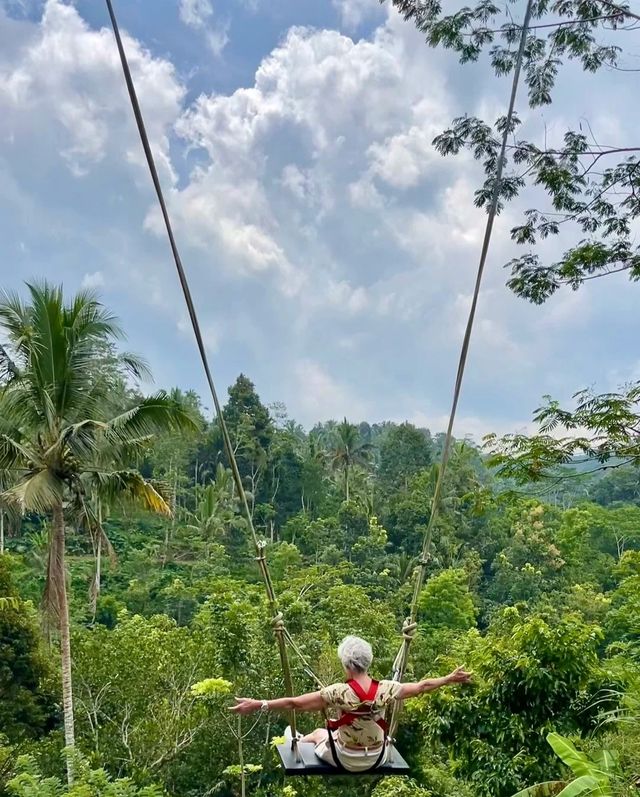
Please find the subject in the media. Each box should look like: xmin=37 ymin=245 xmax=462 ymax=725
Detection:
xmin=387 ymin=0 xmax=535 ymax=739
xmin=104 ymin=0 xmax=301 ymax=757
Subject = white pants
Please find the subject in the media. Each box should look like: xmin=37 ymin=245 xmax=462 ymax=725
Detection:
xmin=314 ymin=731 xmax=389 ymax=773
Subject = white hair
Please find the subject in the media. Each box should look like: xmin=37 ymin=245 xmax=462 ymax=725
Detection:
xmin=338 ymin=636 xmax=373 ymax=673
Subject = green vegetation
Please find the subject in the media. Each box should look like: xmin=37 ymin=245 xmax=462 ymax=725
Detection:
xmin=1 ymin=283 xmax=639 ymax=797
xmin=2 ymin=2 xmax=640 ymax=794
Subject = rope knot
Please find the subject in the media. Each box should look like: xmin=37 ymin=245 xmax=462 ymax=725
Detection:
xmin=271 ymin=612 xmax=285 ymax=632
xmin=401 ymin=619 xmax=418 ymax=641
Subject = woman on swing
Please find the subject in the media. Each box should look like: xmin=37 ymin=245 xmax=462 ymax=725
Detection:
xmin=231 ymin=635 xmax=471 ymax=773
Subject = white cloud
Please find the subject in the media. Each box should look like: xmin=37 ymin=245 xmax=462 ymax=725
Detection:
xmin=281 ymin=164 xmax=308 ymax=200
xmin=166 ymin=22 xmax=457 ymax=300
xmin=178 ymin=0 xmax=228 ymax=57
xmin=179 ymin=0 xmax=213 ymax=28
xmin=81 ymin=271 xmax=105 ymax=289
xmin=406 ymin=408 xmax=536 ymax=442
xmin=177 ymin=316 xmax=219 ymax=353
xmin=0 ymin=0 xmax=184 ymax=179
xmin=205 ymin=25 xmax=229 ymax=57
xmin=333 ymin=0 xmax=384 ymax=29
xmin=366 ymin=98 xmax=448 ymax=189
xmin=368 ymin=126 xmax=435 ymax=189
xmin=294 ymin=359 xmax=369 ymax=422
xmin=348 ymin=175 xmax=384 ymax=209
xmin=326 ymin=280 xmax=369 ymax=314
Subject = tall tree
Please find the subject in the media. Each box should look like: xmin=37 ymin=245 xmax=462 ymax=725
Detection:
xmin=379 ymin=422 xmax=433 ymax=492
xmin=0 ymin=283 xmax=195 ymax=781
xmin=266 ymin=429 xmax=304 ymax=528
xmin=300 ymin=431 xmax=328 ymax=514
xmin=224 ymin=375 xmax=272 ymax=451
xmin=486 ymin=385 xmax=640 ymax=482
xmin=330 ymin=418 xmax=373 ymax=501
xmin=591 ymin=465 xmax=640 ymax=506
xmin=197 ymin=375 xmax=273 ymax=506
xmin=388 ymin=0 xmax=640 ymax=302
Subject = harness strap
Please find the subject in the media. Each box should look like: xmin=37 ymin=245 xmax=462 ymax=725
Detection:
xmin=327 ymin=713 xmax=389 ymax=732
xmin=347 ymin=678 xmax=379 ymax=703
xmin=324 ymin=678 xmax=389 ymax=772
xmin=326 ymin=722 xmax=347 ymax=773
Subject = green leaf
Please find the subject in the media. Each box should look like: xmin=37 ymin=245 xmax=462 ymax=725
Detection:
xmin=555 ymin=775 xmax=603 ymax=797
xmin=546 ymin=734 xmax=595 ymax=779
xmin=591 ymin=749 xmax=616 ymax=775
xmin=191 ymin=678 xmax=233 ymax=699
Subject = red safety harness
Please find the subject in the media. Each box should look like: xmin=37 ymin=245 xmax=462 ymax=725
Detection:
xmin=325 ymin=679 xmax=389 ymax=772
xmin=326 ymin=679 xmax=389 ymax=734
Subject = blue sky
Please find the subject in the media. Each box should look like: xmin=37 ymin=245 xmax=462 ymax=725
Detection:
xmin=1 ymin=0 xmax=639 ymax=435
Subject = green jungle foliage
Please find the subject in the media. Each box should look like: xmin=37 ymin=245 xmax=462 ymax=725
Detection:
xmin=1 ymin=286 xmax=639 ymax=797
xmin=3 ymin=0 xmax=640 ymax=791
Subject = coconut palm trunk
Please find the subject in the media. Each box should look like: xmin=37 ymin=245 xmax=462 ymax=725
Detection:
xmin=52 ymin=501 xmax=76 ymax=782
xmin=90 ymin=498 xmax=103 ymax=622
xmin=91 ymin=536 xmax=102 ymax=623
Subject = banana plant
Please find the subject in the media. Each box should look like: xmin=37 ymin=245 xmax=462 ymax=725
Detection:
xmin=511 ymin=732 xmax=617 ymax=797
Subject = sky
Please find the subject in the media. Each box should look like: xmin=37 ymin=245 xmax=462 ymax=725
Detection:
xmin=0 ymin=0 xmax=638 ymax=436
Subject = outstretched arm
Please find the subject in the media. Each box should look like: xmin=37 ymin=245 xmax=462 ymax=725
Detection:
xmin=230 ymin=691 xmax=324 ymax=715
xmin=398 ymin=666 xmax=471 ymax=700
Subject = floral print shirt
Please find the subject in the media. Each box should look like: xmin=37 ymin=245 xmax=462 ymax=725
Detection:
xmin=320 ymin=679 xmax=402 ymax=748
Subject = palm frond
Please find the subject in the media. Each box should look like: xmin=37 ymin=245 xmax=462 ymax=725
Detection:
xmin=3 ymin=469 xmax=64 ymax=513
xmin=1 ymin=378 xmax=47 ymax=434
xmin=0 ymin=289 xmax=31 ymax=361
xmin=46 ymin=420 xmax=106 ymax=464
xmin=25 ymin=282 xmax=67 ymax=416
xmin=6 ymin=282 xmax=126 ymax=423
xmin=118 ymin=351 xmax=152 ymax=382
xmin=0 ymin=343 xmax=19 ymax=384
xmin=65 ymin=287 xmax=124 ymax=342
xmin=104 ymin=392 xmax=200 ymax=445
xmin=0 ymin=483 xmax=23 ymax=523
xmin=0 ymin=430 xmax=31 ymax=471
xmin=73 ymin=492 xmax=117 ymax=564
xmin=89 ymin=469 xmax=171 ymax=515
xmin=0 ymin=596 xmax=20 ymax=611
xmin=89 ymin=433 xmax=154 ymax=471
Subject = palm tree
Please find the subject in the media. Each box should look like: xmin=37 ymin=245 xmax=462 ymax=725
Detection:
xmin=0 ymin=282 xmax=196 ymax=782
xmin=330 ymin=418 xmax=372 ymax=502
xmin=185 ymin=463 xmax=240 ymax=551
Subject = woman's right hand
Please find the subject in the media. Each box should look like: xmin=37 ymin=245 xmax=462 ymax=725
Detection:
xmin=230 ymin=697 xmax=261 ymax=714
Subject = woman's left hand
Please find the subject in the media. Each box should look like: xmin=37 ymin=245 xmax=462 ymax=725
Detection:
xmin=229 ymin=697 xmax=261 ymax=714
xmin=446 ymin=666 xmax=472 ymax=684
